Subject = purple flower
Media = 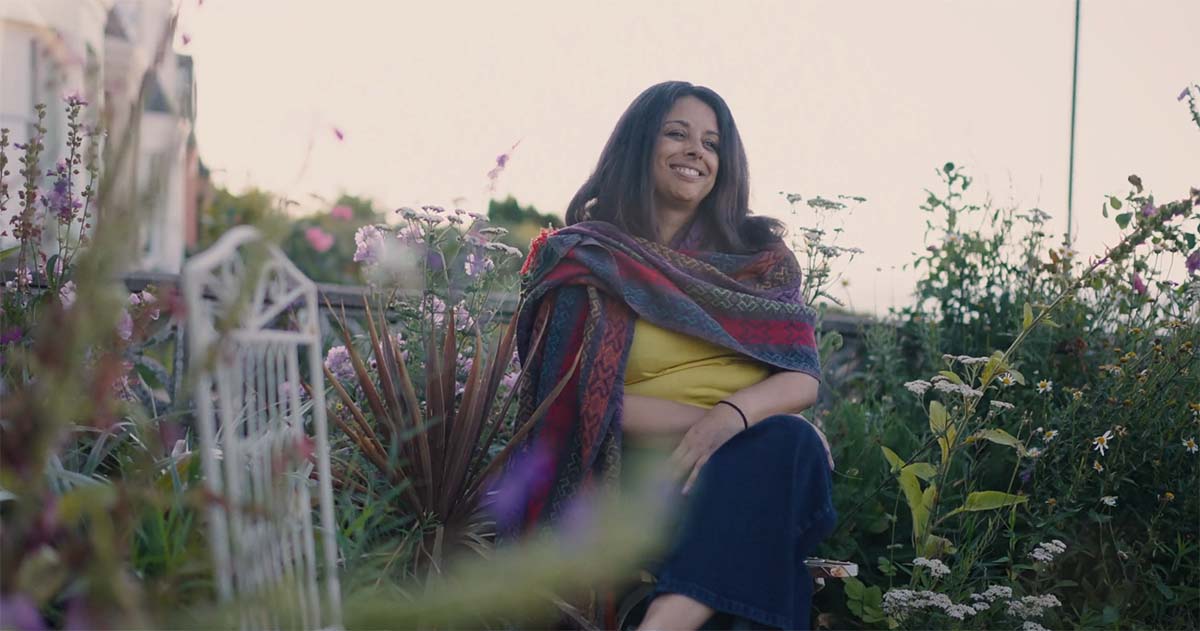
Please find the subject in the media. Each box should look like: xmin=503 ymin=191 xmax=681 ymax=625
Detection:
xmin=464 ymin=251 xmax=494 ymax=277
xmin=1180 ymin=87 xmax=1192 ymax=102
xmin=485 ymin=441 xmax=555 ymax=534
xmin=0 ymin=594 xmax=46 ymax=630
xmin=1131 ymin=273 xmax=1147 ymax=295
xmin=332 ymin=126 xmax=345 ymax=141
xmin=41 ymin=160 xmax=82 ymax=224
xmin=324 ymin=345 xmax=355 ymax=382
xmin=1187 ymin=250 xmax=1200 ymax=275
xmin=353 ymin=225 xmax=383 ymax=265
xmin=1140 ymin=202 xmax=1157 ymax=217
xmin=0 ymin=327 xmax=22 ymax=345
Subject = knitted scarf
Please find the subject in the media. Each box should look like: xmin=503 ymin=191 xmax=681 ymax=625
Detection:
xmin=510 ymin=219 xmax=821 ymax=532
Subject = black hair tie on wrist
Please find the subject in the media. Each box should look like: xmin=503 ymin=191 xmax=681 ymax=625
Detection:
xmin=716 ymin=400 xmax=748 ymax=430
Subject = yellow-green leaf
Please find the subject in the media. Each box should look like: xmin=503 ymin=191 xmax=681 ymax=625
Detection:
xmin=961 ymin=490 xmax=1028 ymax=512
xmin=919 ymin=535 xmax=957 ymax=558
xmin=980 ymin=350 xmax=1007 ymax=385
xmin=899 ymin=469 xmax=928 ymax=541
xmin=881 ymin=446 xmax=905 ymax=473
xmin=1022 ymin=302 xmax=1033 ymax=330
xmin=937 ymin=371 xmax=963 ymax=385
xmin=929 ymin=400 xmax=948 ymax=434
xmin=1007 ymin=368 xmax=1027 ymax=386
xmin=977 ymin=428 xmax=1025 ymax=455
xmin=903 ymin=462 xmax=937 ymax=481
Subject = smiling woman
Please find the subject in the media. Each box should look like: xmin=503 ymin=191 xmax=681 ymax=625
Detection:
xmin=504 ymin=81 xmax=834 ymax=631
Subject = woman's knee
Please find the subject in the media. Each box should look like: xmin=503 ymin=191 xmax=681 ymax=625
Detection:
xmin=756 ymin=414 xmax=819 ymax=442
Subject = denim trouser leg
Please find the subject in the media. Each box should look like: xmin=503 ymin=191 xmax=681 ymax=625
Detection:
xmin=648 ymin=415 xmax=837 ymax=630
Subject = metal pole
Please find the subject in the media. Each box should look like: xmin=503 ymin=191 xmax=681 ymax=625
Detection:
xmin=1066 ymin=0 xmax=1081 ymax=245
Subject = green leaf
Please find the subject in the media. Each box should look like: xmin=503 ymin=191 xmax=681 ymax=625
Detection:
xmin=919 ymin=534 xmax=957 ymax=557
xmin=0 ymin=245 xmax=20 ymax=262
xmin=944 ymin=162 xmax=955 ymax=173
xmin=881 ymin=446 xmax=905 ymax=473
xmin=864 ymin=586 xmax=883 ymax=608
xmin=1116 ymin=212 xmax=1132 ymax=229
xmin=900 ymin=469 xmax=928 ymax=541
xmin=847 ymin=599 xmax=863 ymax=616
xmin=977 ymin=428 xmax=1025 ymax=455
xmin=1022 ymin=302 xmax=1033 ymax=330
xmin=958 ymin=490 xmax=1028 ymax=513
xmin=1102 ymin=201 xmax=1109 ymax=218
xmin=929 ymin=400 xmax=948 ymax=433
xmin=844 ymin=576 xmax=865 ymax=600
xmin=1043 ymin=318 xmax=1061 ymax=329
xmin=980 ymin=350 xmax=1007 ymax=385
xmin=937 ymin=370 xmax=963 ymax=385
xmin=1007 ymin=368 xmax=1027 ymax=385
xmin=1109 ymin=196 xmax=1123 ymax=210
xmin=903 ymin=462 xmax=937 ymax=481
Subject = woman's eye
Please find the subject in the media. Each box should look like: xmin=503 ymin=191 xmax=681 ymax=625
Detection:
xmin=704 ymin=141 xmax=718 ymax=151
xmin=668 ymin=130 xmax=685 ymax=138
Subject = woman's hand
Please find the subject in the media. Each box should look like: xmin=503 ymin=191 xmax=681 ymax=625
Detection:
xmin=669 ymin=405 xmax=745 ymax=495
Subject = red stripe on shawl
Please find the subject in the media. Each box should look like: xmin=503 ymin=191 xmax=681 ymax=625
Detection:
xmin=715 ymin=314 xmax=817 ymax=348
xmin=613 ymin=254 xmax=685 ymax=294
xmin=522 ymin=298 xmax=588 ymax=527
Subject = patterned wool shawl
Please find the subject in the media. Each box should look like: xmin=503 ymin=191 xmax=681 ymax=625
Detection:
xmin=510 ymin=219 xmax=821 ymax=531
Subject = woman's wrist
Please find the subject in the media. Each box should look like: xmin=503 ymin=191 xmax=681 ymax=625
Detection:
xmin=714 ymin=400 xmax=748 ymax=430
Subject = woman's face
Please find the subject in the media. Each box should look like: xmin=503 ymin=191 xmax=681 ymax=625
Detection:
xmin=651 ymin=95 xmax=720 ymax=216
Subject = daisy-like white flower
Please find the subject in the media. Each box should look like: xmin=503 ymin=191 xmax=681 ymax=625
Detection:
xmin=1037 ymin=379 xmax=1053 ymax=394
xmin=1188 ymin=402 xmax=1200 ymax=417
xmin=1100 ymin=495 xmax=1118 ymax=507
xmin=1043 ymin=430 xmax=1059 ymax=442
xmin=1093 ymin=430 xmax=1114 ymax=456
xmin=1183 ymin=437 xmax=1199 ymax=454
xmin=1093 ymin=460 xmax=1104 ymax=473
xmin=1072 ymin=389 xmax=1083 ymax=401
xmin=998 ymin=373 xmax=1015 ymax=387
xmin=1026 ymin=447 xmax=1042 ymax=458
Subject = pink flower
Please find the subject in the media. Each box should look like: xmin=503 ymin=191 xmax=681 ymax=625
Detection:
xmin=117 ymin=309 xmax=133 ymax=341
xmin=181 ymin=34 xmax=191 ymax=46
xmin=59 ymin=281 xmax=76 ymax=309
xmin=330 ymin=205 xmax=353 ymax=221
xmin=332 ymin=126 xmax=345 ymax=141
xmin=1131 ymin=273 xmax=1147 ymax=295
xmin=1187 ymin=250 xmax=1200 ymax=275
xmin=305 ymin=227 xmax=335 ymax=253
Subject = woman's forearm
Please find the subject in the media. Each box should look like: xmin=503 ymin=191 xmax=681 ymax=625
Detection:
xmin=622 ymin=394 xmax=708 ymax=436
xmin=721 ymin=371 xmax=819 ymax=427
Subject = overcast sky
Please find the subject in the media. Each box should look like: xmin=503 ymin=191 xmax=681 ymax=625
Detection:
xmin=181 ymin=0 xmax=1199 ymax=315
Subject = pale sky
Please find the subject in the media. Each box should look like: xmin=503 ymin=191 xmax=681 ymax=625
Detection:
xmin=181 ymin=0 xmax=1200 ymax=316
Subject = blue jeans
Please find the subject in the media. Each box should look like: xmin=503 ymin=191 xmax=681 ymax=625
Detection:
xmin=635 ymin=415 xmax=837 ymax=630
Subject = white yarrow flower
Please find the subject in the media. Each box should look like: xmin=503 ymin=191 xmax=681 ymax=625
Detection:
xmin=913 ymin=556 xmax=951 ymax=578
xmin=1101 ymin=495 xmax=1118 ymax=507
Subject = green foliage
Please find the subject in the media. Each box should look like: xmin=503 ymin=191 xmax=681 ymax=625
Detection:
xmin=817 ymin=154 xmax=1199 ymax=629
xmin=486 ymin=195 xmax=562 ymax=252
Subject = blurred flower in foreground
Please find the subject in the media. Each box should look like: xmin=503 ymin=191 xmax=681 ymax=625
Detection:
xmin=484 ymin=440 xmax=555 ymax=535
xmin=330 ymin=204 xmax=353 ymax=221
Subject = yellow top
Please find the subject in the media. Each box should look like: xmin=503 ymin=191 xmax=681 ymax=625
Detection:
xmin=623 ymin=319 xmax=771 ymax=408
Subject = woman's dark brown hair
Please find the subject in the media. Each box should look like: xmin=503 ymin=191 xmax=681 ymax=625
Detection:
xmin=565 ymin=81 xmax=784 ymax=253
